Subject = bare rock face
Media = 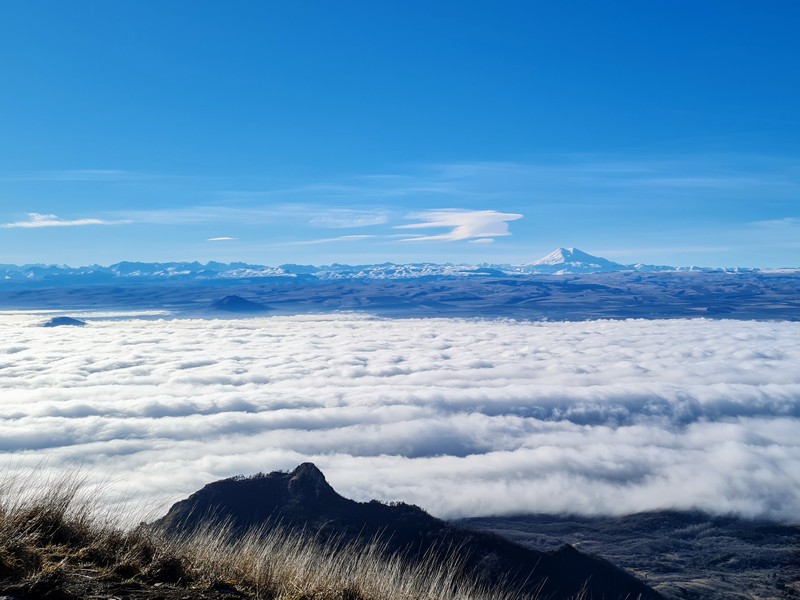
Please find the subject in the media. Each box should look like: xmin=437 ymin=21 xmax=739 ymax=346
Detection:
xmin=154 ymin=464 xmax=663 ymax=600
xmin=287 ymin=462 xmax=340 ymax=508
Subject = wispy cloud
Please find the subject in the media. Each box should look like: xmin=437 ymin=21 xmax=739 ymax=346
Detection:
xmin=114 ymin=206 xmax=273 ymax=225
xmin=291 ymin=235 xmax=378 ymax=245
xmin=309 ymin=210 xmax=389 ymax=229
xmin=752 ymin=217 xmax=800 ymax=228
xmin=395 ymin=209 xmax=523 ymax=242
xmin=37 ymin=169 xmax=132 ymax=182
xmin=6 ymin=154 xmax=795 ymax=266
xmin=207 ymin=237 xmax=237 ymax=242
xmin=0 ymin=213 xmax=115 ymax=228
xmin=0 ymin=169 xmax=137 ymax=183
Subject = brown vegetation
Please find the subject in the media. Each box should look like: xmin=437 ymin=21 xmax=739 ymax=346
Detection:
xmin=0 ymin=472 xmax=531 ymax=600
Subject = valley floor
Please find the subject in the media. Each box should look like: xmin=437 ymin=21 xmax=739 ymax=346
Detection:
xmin=459 ymin=511 xmax=800 ymax=600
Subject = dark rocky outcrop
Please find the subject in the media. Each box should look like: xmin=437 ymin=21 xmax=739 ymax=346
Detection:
xmin=155 ymin=463 xmax=662 ymax=600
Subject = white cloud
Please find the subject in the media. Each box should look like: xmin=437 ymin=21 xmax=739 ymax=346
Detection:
xmin=395 ymin=209 xmax=523 ymax=242
xmin=1 ymin=315 xmax=798 ymax=524
xmin=207 ymin=237 xmax=237 ymax=241
xmin=0 ymin=212 xmax=113 ymax=228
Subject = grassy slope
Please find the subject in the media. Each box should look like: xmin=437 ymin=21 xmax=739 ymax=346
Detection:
xmin=0 ymin=473 xmax=537 ymax=600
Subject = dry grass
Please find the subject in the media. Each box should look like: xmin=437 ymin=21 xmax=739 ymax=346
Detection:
xmin=0 ymin=471 xmax=532 ymax=600
xmin=170 ymin=523 xmax=528 ymax=600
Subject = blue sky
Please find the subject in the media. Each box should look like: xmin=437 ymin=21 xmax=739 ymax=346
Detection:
xmin=1 ymin=1 xmax=798 ymax=267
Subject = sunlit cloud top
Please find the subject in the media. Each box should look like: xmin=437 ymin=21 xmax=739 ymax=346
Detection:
xmin=1 ymin=314 xmax=798 ymax=522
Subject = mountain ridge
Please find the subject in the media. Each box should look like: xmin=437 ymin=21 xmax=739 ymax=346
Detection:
xmin=1 ymin=248 xmax=792 ymax=286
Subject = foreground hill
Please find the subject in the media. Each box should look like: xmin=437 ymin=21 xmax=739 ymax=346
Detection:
xmin=155 ymin=463 xmax=662 ymax=600
xmin=1 ymin=465 xmax=660 ymax=600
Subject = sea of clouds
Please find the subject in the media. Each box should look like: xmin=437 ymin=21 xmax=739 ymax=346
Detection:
xmin=1 ymin=312 xmax=799 ymax=523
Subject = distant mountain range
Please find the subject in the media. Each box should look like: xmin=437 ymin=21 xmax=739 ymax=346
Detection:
xmin=0 ymin=248 xmax=789 ymax=286
xmin=3 ymin=249 xmax=799 ymax=320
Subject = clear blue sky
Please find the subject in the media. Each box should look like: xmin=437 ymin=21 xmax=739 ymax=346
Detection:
xmin=1 ymin=1 xmax=798 ymax=267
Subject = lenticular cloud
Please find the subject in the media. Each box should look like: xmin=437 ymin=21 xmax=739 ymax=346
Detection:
xmin=1 ymin=313 xmax=799 ymax=522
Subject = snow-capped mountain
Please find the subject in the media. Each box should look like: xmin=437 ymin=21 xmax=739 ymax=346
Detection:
xmin=0 ymin=249 xmax=775 ymax=287
xmin=522 ymin=247 xmax=626 ymax=274
xmin=532 ymin=247 xmax=616 ymax=266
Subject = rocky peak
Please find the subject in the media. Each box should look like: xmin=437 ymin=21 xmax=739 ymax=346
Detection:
xmin=287 ymin=463 xmax=337 ymax=506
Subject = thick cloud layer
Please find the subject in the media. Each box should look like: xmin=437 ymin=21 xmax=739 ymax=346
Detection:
xmin=1 ymin=313 xmax=798 ymax=523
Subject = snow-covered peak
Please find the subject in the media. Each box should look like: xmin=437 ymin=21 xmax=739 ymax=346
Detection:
xmin=526 ymin=248 xmax=625 ymax=272
xmin=532 ymin=248 xmax=589 ymax=265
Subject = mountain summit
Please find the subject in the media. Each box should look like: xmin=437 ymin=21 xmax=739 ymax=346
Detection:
xmin=528 ymin=247 xmax=626 ymax=272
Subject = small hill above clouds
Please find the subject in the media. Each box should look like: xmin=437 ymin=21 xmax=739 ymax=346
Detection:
xmin=210 ymin=295 xmax=269 ymax=313
xmin=40 ymin=316 xmax=87 ymax=327
xmin=154 ymin=463 xmax=662 ymax=600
